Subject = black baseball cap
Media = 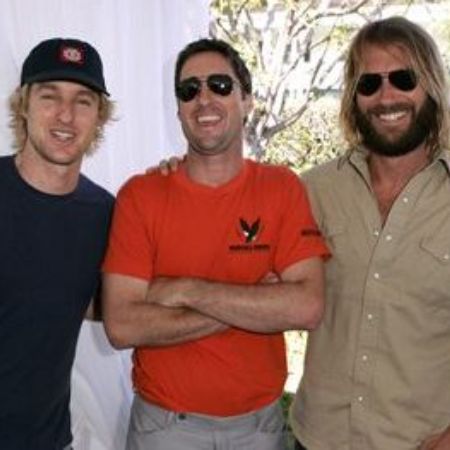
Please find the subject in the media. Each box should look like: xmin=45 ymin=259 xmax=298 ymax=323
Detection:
xmin=21 ymin=38 xmax=109 ymax=96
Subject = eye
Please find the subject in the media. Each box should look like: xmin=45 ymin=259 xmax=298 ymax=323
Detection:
xmin=39 ymin=92 xmax=57 ymax=101
xmin=76 ymin=97 xmax=95 ymax=107
xmin=208 ymin=74 xmax=234 ymax=96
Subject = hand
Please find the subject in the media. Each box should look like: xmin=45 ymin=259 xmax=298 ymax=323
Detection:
xmin=146 ymin=155 xmax=183 ymax=176
xmin=420 ymin=427 xmax=450 ymax=449
xmin=260 ymin=271 xmax=280 ymax=284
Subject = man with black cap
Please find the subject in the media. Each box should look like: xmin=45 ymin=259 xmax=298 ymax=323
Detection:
xmin=0 ymin=38 xmax=114 ymax=450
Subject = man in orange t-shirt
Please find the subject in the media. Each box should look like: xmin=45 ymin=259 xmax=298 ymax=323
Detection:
xmin=102 ymin=38 xmax=329 ymax=450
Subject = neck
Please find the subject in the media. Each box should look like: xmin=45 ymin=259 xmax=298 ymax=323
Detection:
xmin=15 ymin=149 xmax=81 ymax=195
xmin=185 ymin=148 xmax=244 ymax=187
xmin=368 ymin=144 xmax=432 ymax=223
xmin=368 ymin=144 xmax=431 ymax=187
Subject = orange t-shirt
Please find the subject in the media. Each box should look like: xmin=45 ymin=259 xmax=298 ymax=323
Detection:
xmin=103 ymin=160 xmax=329 ymax=416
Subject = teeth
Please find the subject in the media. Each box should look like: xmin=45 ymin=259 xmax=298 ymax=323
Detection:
xmin=51 ymin=130 xmax=75 ymax=141
xmin=197 ymin=115 xmax=220 ymax=124
xmin=378 ymin=111 xmax=407 ymax=121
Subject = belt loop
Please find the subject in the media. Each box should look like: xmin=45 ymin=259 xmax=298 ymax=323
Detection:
xmin=166 ymin=409 xmax=177 ymax=427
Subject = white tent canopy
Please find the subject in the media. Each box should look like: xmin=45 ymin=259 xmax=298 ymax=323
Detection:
xmin=0 ymin=1 xmax=210 ymax=448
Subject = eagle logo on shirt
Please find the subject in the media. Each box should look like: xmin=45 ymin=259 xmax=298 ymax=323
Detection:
xmin=229 ymin=217 xmax=269 ymax=252
xmin=239 ymin=218 xmax=260 ymax=243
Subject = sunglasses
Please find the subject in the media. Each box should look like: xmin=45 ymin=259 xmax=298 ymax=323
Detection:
xmin=176 ymin=74 xmax=238 ymax=102
xmin=356 ymin=69 xmax=418 ymax=96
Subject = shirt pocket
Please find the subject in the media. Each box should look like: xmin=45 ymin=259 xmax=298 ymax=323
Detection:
xmin=420 ymin=233 xmax=450 ymax=265
xmin=418 ymin=229 xmax=450 ymax=322
xmin=321 ymin=220 xmax=363 ymax=291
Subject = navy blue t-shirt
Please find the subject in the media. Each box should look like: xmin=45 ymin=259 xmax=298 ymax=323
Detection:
xmin=0 ymin=155 xmax=114 ymax=450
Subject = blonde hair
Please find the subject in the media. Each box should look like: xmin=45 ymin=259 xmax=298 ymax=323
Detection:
xmin=9 ymin=84 xmax=114 ymax=154
xmin=340 ymin=16 xmax=450 ymax=155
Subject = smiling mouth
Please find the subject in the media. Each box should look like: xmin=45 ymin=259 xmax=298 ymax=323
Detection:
xmin=50 ymin=130 xmax=76 ymax=142
xmin=197 ymin=114 xmax=221 ymax=125
xmin=377 ymin=110 xmax=408 ymax=122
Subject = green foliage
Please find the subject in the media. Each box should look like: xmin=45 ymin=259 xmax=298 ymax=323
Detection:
xmin=281 ymin=391 xmax=294 ymax=422
xmin=262 ymin=96 xmax=345 ymax=173
xmin=211 ymin=0 xmax=268 ymax=14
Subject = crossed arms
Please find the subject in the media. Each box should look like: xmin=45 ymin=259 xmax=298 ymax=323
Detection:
xmin=102 ymin=256 xmax=325 ymax=349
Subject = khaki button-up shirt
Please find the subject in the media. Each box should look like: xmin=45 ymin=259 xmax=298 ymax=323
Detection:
xmin=291 ymin=149 xmax=450 ymax=450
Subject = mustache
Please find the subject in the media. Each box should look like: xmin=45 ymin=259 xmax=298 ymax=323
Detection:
xmin=367 ymin=103 xmax=414 ymax=115
xmin=367 ymin=103 xmax=413 ymax=116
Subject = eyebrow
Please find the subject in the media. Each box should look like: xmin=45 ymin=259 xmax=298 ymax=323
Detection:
xmin=34 ymin=82 xmax=98 ymax=98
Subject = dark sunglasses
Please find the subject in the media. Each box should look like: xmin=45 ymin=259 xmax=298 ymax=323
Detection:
xmin=176 ymin=73 xmax=238 ymax=102
xmin=356 ymin=69 xmax=418 ymax=96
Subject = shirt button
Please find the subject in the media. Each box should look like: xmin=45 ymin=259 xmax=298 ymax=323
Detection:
xmin=444 ymin=254 xmax=449 ymax=261
xmin=373 ymin=229 xmax=380 ymax=237
xmin=362 ymin=355 xmax=368 ymax=362
xmin=374 ymin=272 xmax=380 ymax=280
xmin=367 ymin=313 xmax=373 ymax=321
xmin=385 ymin=234 xmax=392 ymax=241
xmin=358 ymin=396 xmax=364 ymax=403
xmin=402 ymin=197 xmax=409 ymax=204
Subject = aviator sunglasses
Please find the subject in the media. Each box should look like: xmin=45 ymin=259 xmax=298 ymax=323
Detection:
xmin=356 ymin=69 xmax=418 ymax=96
xmin=176 ymin=73 xmax=238 ymax=102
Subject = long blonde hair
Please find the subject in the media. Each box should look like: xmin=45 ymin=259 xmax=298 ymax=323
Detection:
xmin=340 ymin=16 xmax=450 ymax=155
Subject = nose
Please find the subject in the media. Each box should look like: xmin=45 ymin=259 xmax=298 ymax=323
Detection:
xmin=57 ymin=101 xmax=74 ymax=123
xmin=196 ymin=81 xmax=213 ymax=105
xmin=377 ymin=77 xmax=398 ymax=102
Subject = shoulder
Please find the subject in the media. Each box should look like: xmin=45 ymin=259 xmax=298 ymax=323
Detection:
xmin=301 ymin=156 xmax=346 ymax=188
xmin=117 ymin=171 xmax=171 ymax=198
xmin=248 ymin=159 xmax=302 ymax=187
xmin=114 ymin=171 xmax=176 ymax=216
xmin=78 ymin=174 xmax=114 ymax=208
xmin=246 ymin=161 xmax=314 ymax=210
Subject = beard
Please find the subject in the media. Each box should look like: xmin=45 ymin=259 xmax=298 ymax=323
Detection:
xmin=355 ymin=96 xmax=436 ymax=157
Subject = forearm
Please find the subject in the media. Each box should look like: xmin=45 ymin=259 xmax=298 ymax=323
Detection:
xmin=105 ymin=301 xmax=227 ymax=348
xmin=186 ymin=280 xmax=323 ymax=333
xmin=152 ymin=258 xmax=325 ymax=333
xmin=102 ymin=274 xmax=228 ymax=349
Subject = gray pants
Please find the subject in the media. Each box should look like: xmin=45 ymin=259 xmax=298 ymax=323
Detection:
xmin=126 ymin=395 xmax=287 ymax=450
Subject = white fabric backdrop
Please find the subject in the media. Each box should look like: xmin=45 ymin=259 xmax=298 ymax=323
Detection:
xmin=0 ymin=1 xmax=210 ymax=449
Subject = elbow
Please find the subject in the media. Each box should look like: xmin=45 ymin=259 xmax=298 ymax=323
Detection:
xmin=301 ymin=294 xmax=325 ymax=331
xmin=107 ymin=334 xmax=131 ymax=350
xmin=103 ymin=317 xmax=134 ymax=350
xmin=304 ymin=307 xmax=323 ymax=331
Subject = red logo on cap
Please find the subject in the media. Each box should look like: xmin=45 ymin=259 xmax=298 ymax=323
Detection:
xmin=59 ymin=45 xmax=84 ymax=65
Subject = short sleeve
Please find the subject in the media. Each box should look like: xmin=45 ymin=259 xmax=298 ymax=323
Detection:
xmin=102 ymin=177 xmax=154 ymax=280
xmin=273 ymin=171 xmax=330 ymax=273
